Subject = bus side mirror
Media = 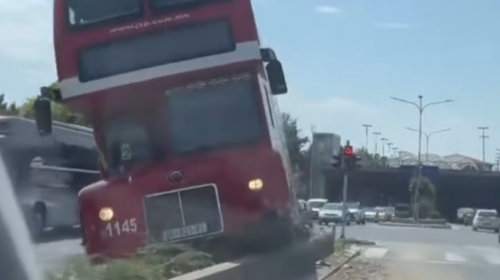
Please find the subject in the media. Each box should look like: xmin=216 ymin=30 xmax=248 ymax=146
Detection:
xmin=266 ymin=60 xmax=288 ymax=95
xmin=34 ymin=97 xmax=52 ymax=135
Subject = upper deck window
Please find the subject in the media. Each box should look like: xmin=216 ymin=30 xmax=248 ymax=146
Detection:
xmin=79 ymin=20 xmax=234 ymax=82
xmin=67 ymin=0 xmax=142 ymax=26
xmin=165 ymin=74 xmax=264 ymax=155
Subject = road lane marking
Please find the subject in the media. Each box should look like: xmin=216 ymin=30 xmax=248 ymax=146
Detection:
xmin=363 ymin=247 xmax=388 ymax=258
xmin=445 ymin=252 xmax=466 ymax=263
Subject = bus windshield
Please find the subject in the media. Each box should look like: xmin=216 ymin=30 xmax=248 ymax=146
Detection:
xmin=104 ymin=118 xmax=154 ymax=174
xmin=165 ymin=75 xmax=264 ymax=156
xmin=67 ymin=0 xmax=142 ymax=26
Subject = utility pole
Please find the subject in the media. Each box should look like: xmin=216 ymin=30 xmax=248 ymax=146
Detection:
xmin=308 ymin=126 xmax=316 ymax=198
xmin=362 ymin=124 xmax=372 ymax=152
xmin=478 ymin=126 xmax=489 ymax=162
xmin=373 ymin=132 xmax=381 ymax=155
xmin=391 ymin=95 xmax=452 ymax=220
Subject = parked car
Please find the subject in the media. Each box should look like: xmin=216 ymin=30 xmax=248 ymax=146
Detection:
xmin=345 ymin=202 xmax=365 ymax=225
xmin=364 ymin=207 xmax=378 ymax=222
xmin=318 ymin=203 xmax=348 ymax=225
xmin=463 ymin=211 xmax=475 ymax=226
xmin=307 ymin=198 xmax=328 ymax=219
xmin=374 ymin=207 xmax=391 ymax=222
xmin=472 ymin=209 xmax=499 ymax=232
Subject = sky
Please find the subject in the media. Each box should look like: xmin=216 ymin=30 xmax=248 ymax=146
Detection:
xmin=1 ymin=0 xmax=500 ymax=162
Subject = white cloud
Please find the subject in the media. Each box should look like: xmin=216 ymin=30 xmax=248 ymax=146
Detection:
xmin=376 ymin=22 xmax=412 ymax=29
xmin=0 ymin=0 xmax=55 ymax=104
xmin=315 ymin=5 xmax=341 ymax=14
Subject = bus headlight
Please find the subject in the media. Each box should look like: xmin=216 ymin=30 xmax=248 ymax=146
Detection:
xmin=248 ymin=179 xmax=263 ymax=191
xmin=99 ymin=207 xmax=114 ymax=221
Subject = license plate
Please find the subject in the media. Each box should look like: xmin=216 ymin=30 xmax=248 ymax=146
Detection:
xmin=163 ymin=223 xmax=208 ymax=241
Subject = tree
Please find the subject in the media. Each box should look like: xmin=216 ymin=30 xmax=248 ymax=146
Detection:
xmin=281 ymin=113 xmax=309 ymax=172
xmin=18 ymin=82 xmax=87 ymax=125
xmin=0 ymin=93 xmax=20 ymax=116
xmin=410 ymin=176 xmax=438 ymax=218
xmin=19 ymin=97 xmax=86 ymax=125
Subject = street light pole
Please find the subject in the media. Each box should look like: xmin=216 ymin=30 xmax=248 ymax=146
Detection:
xmin=308 ymin=126 xmax=316 ymax=198
xmin=373 ymin=132 xmax=381 ymax=155
xmin=381 ymin=138 xmax=388 ymax=157
xmin=362 ymin=124 xmax=372 ymax=152
xmin=387 ymin=142 xmax=393 ymax=157
xmin=495 ymin=149 xmax=500 ymax=171
xmin=406 ymin=128 xmax=451 ymax=162
xmin=391 ymin=95 xmax=453 ymax=220
xmin=478 ymin=126 xmax=489 ymax=162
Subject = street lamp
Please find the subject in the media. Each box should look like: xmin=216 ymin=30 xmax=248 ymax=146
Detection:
xmin=373 ymin=132 xmax=381 ymax=155
xmin=381 ymin=138 xmax=388 ymax=157
xmin=362 ymin=124 xmax=372 ymax=152
xmin=391 ymin=95 xmax=453 ymax=220
xmin=387 ymin=142 xmax=394 ymax=157
xmin=478 ymin=127 xmax=489 ymax=162
xmin=495 ymin=148 xmax=500 ymax=171
xmin=406 ymin=127 xmax=451 ymax=162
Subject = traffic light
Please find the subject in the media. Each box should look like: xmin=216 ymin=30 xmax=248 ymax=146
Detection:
xmin=332 ymin=147 xmax=344 ymax=170
xmin=344 ymin=143 xmax=361 ymax=171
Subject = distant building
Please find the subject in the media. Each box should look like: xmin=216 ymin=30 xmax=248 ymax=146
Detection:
xmin=392 ymin=151 xmax=494 ymax=171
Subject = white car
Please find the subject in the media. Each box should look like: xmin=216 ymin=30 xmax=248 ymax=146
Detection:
xmin=472 ymin=209 xmax=499 ymax=232
xmin=307 ymin=198 xmax=328 ymax=219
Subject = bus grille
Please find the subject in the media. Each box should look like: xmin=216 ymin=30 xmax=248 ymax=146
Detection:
xmin=143 ymin=184 xmax=223 ymax=242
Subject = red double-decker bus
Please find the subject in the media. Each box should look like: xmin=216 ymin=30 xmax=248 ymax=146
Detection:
xmin=35 ymin=0 xmax=306 ymax=258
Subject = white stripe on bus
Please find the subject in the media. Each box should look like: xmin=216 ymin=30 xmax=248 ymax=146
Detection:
xmin=59 ymin=41 xmax=260 ymax=99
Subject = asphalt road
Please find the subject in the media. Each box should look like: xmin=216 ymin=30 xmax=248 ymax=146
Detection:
xmin=351 ymin=223 xmax=500 ymax=280
xmin=36 ymin=222 xmax=357 ymax=273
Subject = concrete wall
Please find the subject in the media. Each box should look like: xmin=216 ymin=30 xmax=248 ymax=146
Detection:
xmin=309 ymin=133 xmax=341 ymax=198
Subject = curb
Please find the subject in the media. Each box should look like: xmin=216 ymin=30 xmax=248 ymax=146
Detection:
xmin=378 ymin=222 xmax=452 ymax=229
xmin=320 ymin=248 xmax=361 ymax=280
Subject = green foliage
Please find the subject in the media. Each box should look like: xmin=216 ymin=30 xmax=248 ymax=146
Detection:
xmin=0 ymin=93 xmax=20 ymax=116
xmin=356 ymin=148 xmax=389 ymax=167
xmin=20 ymin=97 xmax=86 ymax=125
xmin=410 ymin=176 xmax=439 ymax=218
xmin=48 ymin=244 xmax=214 ymax=280
xmin=281 ymin=113 xmax=309 ymax=171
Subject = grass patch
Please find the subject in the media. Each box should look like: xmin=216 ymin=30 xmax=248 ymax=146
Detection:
xmin=48 ymin=244 xmax=215 ymax=280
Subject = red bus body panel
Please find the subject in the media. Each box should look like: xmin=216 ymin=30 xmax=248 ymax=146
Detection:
xmin=53 ymin=0 xmax=297 ymax=258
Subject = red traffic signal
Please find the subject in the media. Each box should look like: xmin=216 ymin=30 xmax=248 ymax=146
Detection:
xmin=344 ymin=145 xmax=353 ymax=156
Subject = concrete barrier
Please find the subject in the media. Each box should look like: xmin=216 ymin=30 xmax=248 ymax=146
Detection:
xmin=172 ymin=228 xmax=336 ymax=280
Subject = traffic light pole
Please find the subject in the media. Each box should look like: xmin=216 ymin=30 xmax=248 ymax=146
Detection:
xmin=340 ymin=171 xmax=348 ymax=239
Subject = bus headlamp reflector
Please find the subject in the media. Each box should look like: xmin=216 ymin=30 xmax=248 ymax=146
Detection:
xmin=99 ymin=207 xmax=114 ymax=221
xmin=248 ymin=179 xmax=263 ymax=191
